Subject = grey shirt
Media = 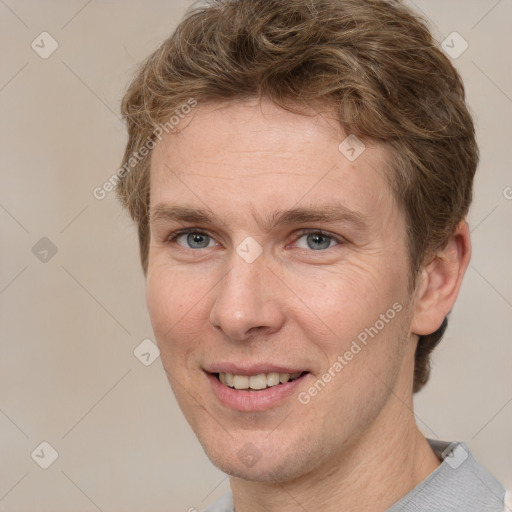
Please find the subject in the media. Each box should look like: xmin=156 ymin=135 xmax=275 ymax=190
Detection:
xmin=202 ymin=439 xmax=507 ymax=511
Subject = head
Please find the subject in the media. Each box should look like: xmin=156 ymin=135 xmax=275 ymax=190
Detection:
xmin=117 ymin=0 xmax=476 ymax=481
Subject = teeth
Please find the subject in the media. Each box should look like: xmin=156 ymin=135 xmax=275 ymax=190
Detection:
xmin=249 ymin=374 xmax=267 ymax=390
xmin=233 ymin=375 xmax=249 ymax=390
xmin=266 ymin=372 xmax=280 ymax=386
xmin=218 ymin=371 xmax=303 ymax=390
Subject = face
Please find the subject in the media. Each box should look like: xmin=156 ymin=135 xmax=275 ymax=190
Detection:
xmin=146 ymin=98 xmax=418 ymax=482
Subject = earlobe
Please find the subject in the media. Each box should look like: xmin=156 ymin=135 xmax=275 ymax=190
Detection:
xmin=410 ymin=220 xmax=472 ymax=336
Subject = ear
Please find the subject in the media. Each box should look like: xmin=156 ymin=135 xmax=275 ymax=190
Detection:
xmin=410 ymin=220 xmax=472 ymax=336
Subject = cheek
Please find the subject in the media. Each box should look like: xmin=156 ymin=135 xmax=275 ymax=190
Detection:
xmin=290 ymin=259 xmax=406 ymax=351
xmin=290 ymin=259 xmax=412 ymax=414
xmin=145 ymin=264 xmax=207 ymax=362
xmin=146 ymin=266 xmax=176 ymax=337
xmin=297 ymin=297 xmax=412 ymax=436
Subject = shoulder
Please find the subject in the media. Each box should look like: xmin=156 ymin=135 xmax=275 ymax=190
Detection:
xmin=389 ymin=439 xmax=507 ymax=512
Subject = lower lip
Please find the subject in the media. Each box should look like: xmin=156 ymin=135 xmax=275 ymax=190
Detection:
xmin=206 ymin=372 xmax=308 ymax=411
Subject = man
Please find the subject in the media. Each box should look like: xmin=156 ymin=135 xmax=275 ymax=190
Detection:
xmin=116 ymin=0 xmax=508 ymax=510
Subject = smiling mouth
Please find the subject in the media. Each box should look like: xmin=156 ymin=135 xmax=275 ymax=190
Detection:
xmin=215 ymin=371 xmax=308 ymax=391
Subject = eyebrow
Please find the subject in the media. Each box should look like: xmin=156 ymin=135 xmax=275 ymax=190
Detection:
xmin=149 ymin=203 xmax=369 ymax=232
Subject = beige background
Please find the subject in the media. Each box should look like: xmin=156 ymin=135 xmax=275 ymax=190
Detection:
xmin=1 ymin=0 xmax=511 ymax=511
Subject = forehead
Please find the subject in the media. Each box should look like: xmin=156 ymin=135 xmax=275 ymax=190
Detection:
xmin=149 ymin=98 xmax=397 ymax=228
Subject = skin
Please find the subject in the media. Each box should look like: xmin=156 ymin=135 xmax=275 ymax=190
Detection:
xmin=146 ymin=98 xmax=471 ymax=511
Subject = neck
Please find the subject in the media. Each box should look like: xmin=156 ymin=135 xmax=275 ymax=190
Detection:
xmin=230 ymin=395 xmax=440 ymax=511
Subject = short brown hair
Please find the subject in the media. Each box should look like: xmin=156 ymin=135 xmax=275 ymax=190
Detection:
xmin=116 ymin=0 xmax=478 ymax=392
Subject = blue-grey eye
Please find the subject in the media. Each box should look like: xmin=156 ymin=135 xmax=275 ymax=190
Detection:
xmin=176 ymin=232 xmax=214 ymax=249
xmin=296 ymin=232 xmax=337 ymax=251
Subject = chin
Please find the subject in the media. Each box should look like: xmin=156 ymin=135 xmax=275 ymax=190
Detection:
xmin=208 ymin=452 xmax=300 ymax=482
xmin=199 ymin=431 xmax=324 ymax=484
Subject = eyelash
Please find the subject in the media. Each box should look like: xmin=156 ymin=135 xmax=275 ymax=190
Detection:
xmin=165 ymin=228 xmax=344 ymax=251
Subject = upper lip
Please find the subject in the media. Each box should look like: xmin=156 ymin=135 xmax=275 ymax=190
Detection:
xmin=205 ymin=363 xmax=309 ymax=375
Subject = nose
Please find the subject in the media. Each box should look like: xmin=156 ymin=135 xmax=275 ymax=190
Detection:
xmin=209 ymin=252 xmax=285 ymax=342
